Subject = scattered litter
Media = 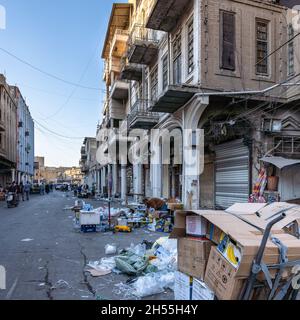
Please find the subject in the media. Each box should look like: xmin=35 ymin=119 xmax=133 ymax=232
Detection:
xmin=105 ymin=244 xmax=117 ymax=255
xmin=51 ymin=280 xmax=72 ymax=290
xmin=132 ymin=272 xmax=175 ymax=298
xmin=21 ymin=238 xmax=34 ymax=242
xmin=86 ymin=269 xmax=111 ymax=277
xmin=38 ymin=283 xmax=46 ymax=287
xmin=63 ymin=206 xmax=74 ymax=211
xmin=87 ymin=257 xmax=116 ymax=274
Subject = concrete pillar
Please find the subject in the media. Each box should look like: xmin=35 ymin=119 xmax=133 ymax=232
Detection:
xmin=11 ymin=169 xmax=16 ymax=182
xmin=112 ymin=164 xmax=118 ymax=197
xmin=171 ymin=167 xmax=176 ymax=198
xmin=182 ymin=96 xmax=209 ymax=210
xmin=108 ymin=165 xmax=112 ymax=198
xmin=121 ymin=165 xmax=127 ymax=202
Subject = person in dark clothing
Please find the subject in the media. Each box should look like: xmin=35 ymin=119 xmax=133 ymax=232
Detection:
xmin=19 ymin=182 xmax=25 ymax=201
xmin=45 ymin=184 xmax=50 ymax=194
xmin=8 ymin=182 xmax=17 ymax=193
xmin=24 ymin=182 xmax=31 ymax=201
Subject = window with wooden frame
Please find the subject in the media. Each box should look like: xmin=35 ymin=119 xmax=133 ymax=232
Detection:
xmin=162 ymin=55 xmax=168 ymax=90
xmin=256 ymin=20 xmax=269 ymax=75
xmin=288 ymin=23 xmax=294 ymax=76
xmin=187 ymin=19 xmax=194 ymax=75
xmin=220 ymin=11 xmax=236 ymax=71
xmin=173 ymin=32 xmax=182 ymax=85
xmin=150 ymin=66 xmax=158 ymax=101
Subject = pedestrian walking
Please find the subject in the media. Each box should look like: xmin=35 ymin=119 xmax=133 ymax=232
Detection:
xmin=19 ymin=182 xmax=25 ymax=201
xmin=24 ymin=182 xmax=30 ymax=201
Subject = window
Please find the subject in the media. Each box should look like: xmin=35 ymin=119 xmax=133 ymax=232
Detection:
xmin=221 ymin=11 xmax=236 ymax=71
xmin=144 ymin=69 xmax=149 ymax=100
xmin=150 ymin=67 xmax=158 ymax=101
xmin=274 ymin=136 xmax=300 ymax=156
xmin=256 ymin=20 xmax=269 ymax=75
xmin=288 ymin=24 xmax=294 ymax=76
xmin=162 ymin=55 xmax=168 ymax=90
xmin=173 ymin=33 xmax=182 ymax=85
xmin=187 ymin=19 xmax=194 ymax=74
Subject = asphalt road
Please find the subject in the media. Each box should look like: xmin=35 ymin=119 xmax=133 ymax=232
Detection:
xmin=0 ymin=192 xmax=173 ymax=300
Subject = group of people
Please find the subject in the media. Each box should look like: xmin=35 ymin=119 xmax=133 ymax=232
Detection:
xmin=39 ymin=182 xmax=53 ymax=195
xmin=75 ymin=184 xmax=96 ymax=198
xmin=0 ymin=181 xmax=31 ymax=201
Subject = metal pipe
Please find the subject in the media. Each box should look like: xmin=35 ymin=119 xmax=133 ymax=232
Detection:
xmin=194 ymin=83 xmax=281 ymax=98
xmin=242 ymin=213 xmax=286 ymax=300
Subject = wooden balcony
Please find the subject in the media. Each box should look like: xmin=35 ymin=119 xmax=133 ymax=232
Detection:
xmin=146 ymin=0 xmax=191 ymax=32
xmin=110 ymin=29 xmax=129 ymax=58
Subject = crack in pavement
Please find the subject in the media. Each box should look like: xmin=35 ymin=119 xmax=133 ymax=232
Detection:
xmin=44 ymin=261 xmax=54 ymax=300
xmin=80 ymin=247 xmax=96 ymax=298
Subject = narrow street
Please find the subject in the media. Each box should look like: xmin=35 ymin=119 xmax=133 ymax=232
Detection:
xmin=0 ymin=192 xmax=172 ymax=300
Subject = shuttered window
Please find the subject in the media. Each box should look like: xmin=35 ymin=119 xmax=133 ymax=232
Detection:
xmin=221 ymin=11 xmax=236 ymax=71
xmin=288 ymin=24 xmax=294 ymax=76
xmin=256 ymin=20 xmax=269 ymax=75
xmin=150 ymin=66 xmax=158 ymax=101
xmin=187 ymin=19 xmax=194 ymax=74
xmin=162 ymin=55 xmax=168 ymax=90
xmin=173 ymin=33 xmax=182 ymax=85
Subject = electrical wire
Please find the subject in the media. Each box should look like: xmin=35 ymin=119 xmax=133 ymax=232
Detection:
xmin=42 ymin=42 xmax=103 ymax=120
xmin=0 ymin=46 xmax=102 ymax=91
xmin=34 ymin=120 xmax=84 ymax=140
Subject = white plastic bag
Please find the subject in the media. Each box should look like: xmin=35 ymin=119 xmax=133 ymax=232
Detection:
xmin=105 ymin=244 xmax=117 ymax=255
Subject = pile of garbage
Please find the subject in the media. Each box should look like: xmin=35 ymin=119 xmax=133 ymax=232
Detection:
xmin=69 ymin=198 xmax=175 ymax=234
xmin=86 ymin=237 xmax=178 ymax=298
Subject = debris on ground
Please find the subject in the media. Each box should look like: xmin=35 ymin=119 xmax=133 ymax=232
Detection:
xmin=51 ymin=280 xmax=72 ymax=290
xmin=105 ymin=244 xmax=117 ymax=255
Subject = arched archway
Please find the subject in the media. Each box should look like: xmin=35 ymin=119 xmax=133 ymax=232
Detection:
xmin=150 ymin=116 xmax=184 ymax=199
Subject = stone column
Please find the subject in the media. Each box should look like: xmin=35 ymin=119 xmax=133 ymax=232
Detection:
xmin=112 ymin=164 xmax=118 ymax=197
xmin=121 ymin=165 xmax=127 ymax=202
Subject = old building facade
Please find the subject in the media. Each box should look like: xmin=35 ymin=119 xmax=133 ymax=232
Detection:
xmin=0 ymin=75 xmax=18 ymax=187
xmin=10 ymin=86 xmax=35 ymax=184
xmin=80 ymin=137 xmax=98 ymax=188
xmin=96 ymin=0 xmax=300 ymax=208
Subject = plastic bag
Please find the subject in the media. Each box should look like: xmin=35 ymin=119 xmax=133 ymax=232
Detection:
xmin=105 ymin=244 xmax=117 ymax=255
xmin=132 ymin=275 xmax=165 ymax=298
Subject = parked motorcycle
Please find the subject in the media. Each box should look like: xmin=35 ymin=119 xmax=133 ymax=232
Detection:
xmin=6 ymin=192 xmax=19 ymax=208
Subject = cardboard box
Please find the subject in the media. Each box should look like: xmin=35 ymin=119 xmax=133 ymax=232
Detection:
xmin=186 ymin=215 xmax=207 ymax=236
xmin=207 ymin=222 xmax=225 ymax=245
xmin=204 ymin=247 xmax=245 ymax=300
xmin=284 ymin=219 xmax=300 ymax=239
xmin=178 ymin=237 xmax=213 ymax=280
xmin=174 ymin=271 xmax=214 ymax=300
xmin=174 ymin=271 xmax=191 ymax=300
xmin=79 ymin=211 xmax=101 ymax=226
xmin=173 ymin=209 xmax=300 ymax=278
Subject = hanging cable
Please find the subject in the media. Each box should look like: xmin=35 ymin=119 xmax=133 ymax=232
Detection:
xmin=0 ymin=46 xmax=102 ymax=91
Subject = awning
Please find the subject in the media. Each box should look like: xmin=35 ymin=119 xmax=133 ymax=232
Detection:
xmin=260 ymin=156 xmax=300 ymax=169
xmin=101 ymin=4 xmax=132 ymax=59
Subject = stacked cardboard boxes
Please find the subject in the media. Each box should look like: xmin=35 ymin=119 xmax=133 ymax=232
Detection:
xmin=172 ymin=203 xmax=300 ymax=300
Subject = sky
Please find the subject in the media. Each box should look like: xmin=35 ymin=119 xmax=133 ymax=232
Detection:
xmin=0 ymin=0 xmax=126 ymax=167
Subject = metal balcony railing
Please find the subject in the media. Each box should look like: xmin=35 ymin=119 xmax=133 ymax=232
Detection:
xmin=129 ymin=24 xmax=159 ymax=45
xmin=128 ymin=99 xmax=160 ymax=127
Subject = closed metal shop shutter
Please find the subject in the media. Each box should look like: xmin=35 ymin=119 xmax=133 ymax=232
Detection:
xmin=215 ymin=139 xmax=250 ymax=209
